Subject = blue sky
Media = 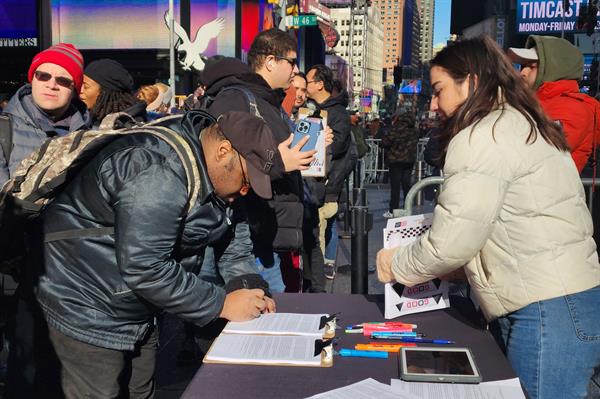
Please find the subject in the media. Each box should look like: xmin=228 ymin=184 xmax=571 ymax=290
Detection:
xmin=433 ymin=0 xmax=451 ymax=46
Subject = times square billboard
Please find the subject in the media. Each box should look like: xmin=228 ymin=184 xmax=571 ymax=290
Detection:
xmin=517 ymin=0 xmax=599 ymax=34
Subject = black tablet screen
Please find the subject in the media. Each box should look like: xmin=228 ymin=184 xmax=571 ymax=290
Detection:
xmin=405 ymin=350 xmax=475 ymax=375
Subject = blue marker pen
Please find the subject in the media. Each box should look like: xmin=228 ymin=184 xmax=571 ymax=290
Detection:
xmin=371 ymin=332 xmax=418 ymax=337
xmin=338 ymin=349 xmax=389 ymax=359
xmin=396 ymin=338 xmax=455 ymax=344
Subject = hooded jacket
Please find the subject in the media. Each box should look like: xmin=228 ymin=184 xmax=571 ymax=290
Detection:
xmin=1 ymin=84 xmax=91 ymax=185
xmin=311 ymin=92 xmax=353 ymax=202
xmin=381 ymin=113 xmax=419 ymax=164
xmin=526 ymin=35 xmax=599 ymax=173
xmin=36 ymin=113 xmax=262 ymax=351
xmin=205 ymin=60 xmax=303 ymax=251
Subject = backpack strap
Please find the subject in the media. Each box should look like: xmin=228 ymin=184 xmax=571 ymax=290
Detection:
xmin=44 ymin=126 xmax=202 ymax=243
xmin=0 ymin=114 xmax=12 ymax=165
xmin=219 ymin=86 xmax=263 ymax=119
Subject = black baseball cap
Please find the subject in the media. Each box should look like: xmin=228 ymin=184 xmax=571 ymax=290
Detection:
xmin=217 ymin=111 xmax=278 ymax=200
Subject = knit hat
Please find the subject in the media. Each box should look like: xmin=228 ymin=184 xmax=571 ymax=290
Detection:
xmin=28 ymin=43 xmax=84 ymax=92
xmin=84 ymin=59 xmax=134 ymax=92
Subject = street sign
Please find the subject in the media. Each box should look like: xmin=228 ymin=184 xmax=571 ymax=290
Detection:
xmin=286 ymin=15 xmax=318 ymax=27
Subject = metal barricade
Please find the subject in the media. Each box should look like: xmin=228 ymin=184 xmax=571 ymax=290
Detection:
xmin=394 ymin=176 xmax=598 ymax=217
xmin=363 ymin=138 xmax=387 ymax=183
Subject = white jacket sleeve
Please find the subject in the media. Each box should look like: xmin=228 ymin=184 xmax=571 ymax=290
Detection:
xmin=391 ymin=119 xmax=512 ymax=286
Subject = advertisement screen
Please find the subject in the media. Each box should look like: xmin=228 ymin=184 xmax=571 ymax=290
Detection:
xmin=0 ymin=0 xmax=38 ymax=47
xmin=241 ymin=0 xmax=274 ymax=59
xmin=51 ymin=0 xmax=181 ymax=49
xmin=516 ymin=0 xmax=598 ymax=34
xmin=190 ymin=0 xmax=236 ymax=57
xmin=399 ymin=79 xmax=422 ymax=94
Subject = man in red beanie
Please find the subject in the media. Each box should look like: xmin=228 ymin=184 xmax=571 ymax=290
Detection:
xmin=1 ymin=43 xmax=91 ymax=399
xmin=1 ymin=43 xmax=90 ymax=185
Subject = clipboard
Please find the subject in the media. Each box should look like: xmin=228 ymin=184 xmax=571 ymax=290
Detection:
xmin=221 ymin=313 xmax=337 ymax=339
xmin=203 ymin=335 xmax=334 ymax=367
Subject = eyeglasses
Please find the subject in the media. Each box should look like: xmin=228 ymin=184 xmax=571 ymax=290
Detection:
xmin=237 ymin=152 xmax=250 ymax=193
xmin=306 ymin=80 xmax=319 ymax=85
xmin=519 ymin=62 xmax=538 ymax=70
xmin=34 ymin=70 xmax=74 ymax=89
xmin=274 ymin=55 xmax=297 ymax=68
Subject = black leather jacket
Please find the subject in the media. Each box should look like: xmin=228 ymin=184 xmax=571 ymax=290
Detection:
xmin=35 ymin=113 xmax=261 ymax=351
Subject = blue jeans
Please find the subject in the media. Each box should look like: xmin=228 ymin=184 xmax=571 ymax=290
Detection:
xmin=324 ymin=218 xmax=338 ymax=263
xmin=491 ymin=286 xmax=600 ymax=399
xmin=254 ymin=252 xmax=285 ymax=294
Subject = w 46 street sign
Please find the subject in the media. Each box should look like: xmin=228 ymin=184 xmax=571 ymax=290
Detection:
xmin=286 ymin=15 xmax=318 ymax=27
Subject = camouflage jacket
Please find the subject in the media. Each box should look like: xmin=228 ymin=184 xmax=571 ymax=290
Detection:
xmin=381 ymin=114 xmax=419 ymax=164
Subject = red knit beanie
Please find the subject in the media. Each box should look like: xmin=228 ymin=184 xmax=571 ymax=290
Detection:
xmin=27 ymin=43 xmax=84 ymax=92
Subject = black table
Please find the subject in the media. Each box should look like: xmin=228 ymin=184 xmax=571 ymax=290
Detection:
xmin=181 ymin=293 xmax=517 ymax=398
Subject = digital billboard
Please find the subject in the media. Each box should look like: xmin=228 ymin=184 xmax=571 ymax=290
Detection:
xmin=51 ymin=0 xmax=181 ymax=49
xmin=190 ymin=0 xmax=236 ymax=57
xmin=0 ymin=0 xmax=38 ymax=47
xmin=516 ymin=0 xmax=599 ymax=34
xmin=241 ymin=0 xmax=274 ymax=59
xmin=399 ymin=79 xmax=422 ymax=94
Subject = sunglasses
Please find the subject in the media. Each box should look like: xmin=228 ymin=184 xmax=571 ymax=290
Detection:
xmin=34 ymin=70 xmax=74 ymax=89
xmin=274 ymin=55 xmax=298 ymax=68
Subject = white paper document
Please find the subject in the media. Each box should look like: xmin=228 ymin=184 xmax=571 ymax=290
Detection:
xmin=305 ymin=378 xmax=409 ymax=399
xmin=222 ymin=313 xmax=327 ymax=337
xmin=390 ymin=377 xmax=526 ymax=399
xmin=205 ymin=334 xmax=322 ymax=366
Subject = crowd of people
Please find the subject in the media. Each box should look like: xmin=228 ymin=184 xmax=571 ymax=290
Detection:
xmin=0 ymin=29 xmax=598 ymax=399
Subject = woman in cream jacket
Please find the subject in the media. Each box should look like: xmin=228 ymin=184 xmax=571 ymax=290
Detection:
xmin=376 ymin=36 xmax=600 ymax=399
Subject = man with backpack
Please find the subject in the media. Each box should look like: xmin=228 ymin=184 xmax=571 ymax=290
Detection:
xmin=13 ymin=111 xmax=277 ymax=398
xmin=204 ymin=29 xmax=311 ymax=292
xmin=0 ymin=43 xmax=91 ymax=397
xmin=0 ymin=43 xmax=91 ymax=186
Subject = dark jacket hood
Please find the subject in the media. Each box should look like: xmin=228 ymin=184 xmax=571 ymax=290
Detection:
xmin=318 ymin=90 xmax=350 ymax=109
xmin=201 ymin=57 xmax=251 ymax=94
xmin=526 ymin=35 xmax=583 ymax=89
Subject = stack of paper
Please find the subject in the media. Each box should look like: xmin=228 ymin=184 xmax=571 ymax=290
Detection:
xmin=204 ymin=313 xmax=334 ymax=367
xmin=390 ymin=378 xmax=526 ymax=399
xmin=223 ymin=313 xmax=327 ymax=337
xmin=305 ymin=378 xmax=526 ymax=399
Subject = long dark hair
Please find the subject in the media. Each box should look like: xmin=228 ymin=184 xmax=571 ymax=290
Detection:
xmin=91 ymin=88 xmax=138 ymax=123
xmin=431 ymin=36 xmax=568 ymax=166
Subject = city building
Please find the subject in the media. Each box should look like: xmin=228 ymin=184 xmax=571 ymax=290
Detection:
xmin=331 ymin=4 xmax=383 ymax=96
xmin=418 ymin=0 xmax=434 ymax=63
xmin=370 ymin=0 xmax=406 ymax=85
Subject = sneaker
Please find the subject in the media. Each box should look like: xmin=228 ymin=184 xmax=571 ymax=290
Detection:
xmin=382 ymin=211 xmax=393 ymax=218
xmin=324 ymin=262 xmax=336 ymax=280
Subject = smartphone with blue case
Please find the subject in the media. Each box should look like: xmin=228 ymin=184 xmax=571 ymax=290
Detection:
xmin=291 ymin=117 xmax=322 ymax=151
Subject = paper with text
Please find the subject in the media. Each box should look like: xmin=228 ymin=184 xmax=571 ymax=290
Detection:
xmin=205 ymin=334 xmax=322 ymax=366
xmin=305 ymin=378 xmax=409 ymax=399
xmin=222 ymin=313 xmax=327 ymax=337
xmin=390 ymin=377 xmax=526 ymax=399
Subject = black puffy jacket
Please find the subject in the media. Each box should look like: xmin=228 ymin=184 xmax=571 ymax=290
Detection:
xmin=207 ymin=69 xmax=303 ymax=251
xmin=35 ymin=113 xmax=262 ymax=351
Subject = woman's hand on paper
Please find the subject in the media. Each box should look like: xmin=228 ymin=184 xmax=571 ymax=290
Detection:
xmin=278 ymin=134 xmax=316 ymax=172
xmin=376 ymin=248 xmax=396 ymax=283
xmin=220 ymin=288 xmax=267 ymax=321
xmin=323 ymin=126 xmax=334 ymax=148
